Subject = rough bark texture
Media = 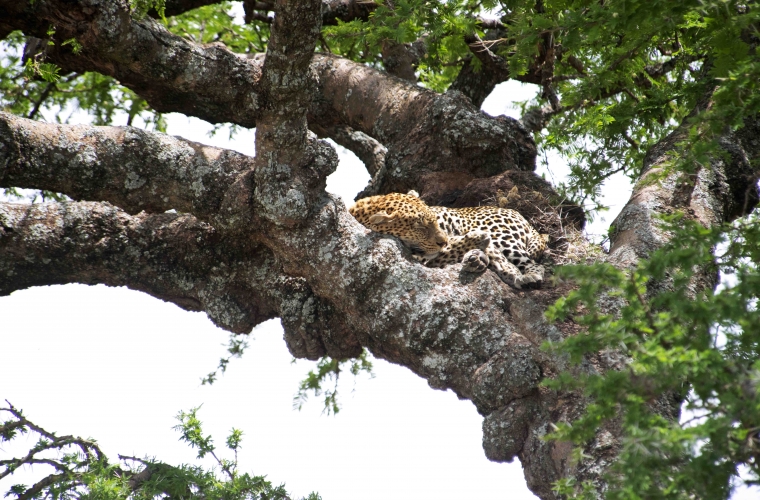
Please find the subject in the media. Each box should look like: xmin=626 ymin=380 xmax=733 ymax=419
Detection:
xmin=1 ymin=1 xmax=758 ymax=499
xmin=0 ymin=114 xmax=248 ymax=218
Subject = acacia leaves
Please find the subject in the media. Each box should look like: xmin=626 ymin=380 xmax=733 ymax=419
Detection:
xmin=0 ymin=31 xmax=164 ymax=129
xmin=0 ymin=402 xmax=321 ymax=500
xmin=293 ymin=349 xmax=374 ymax=415
xmin=0 ymin=2 xmax=267 ymax=133
xmin=322 ymin=0 xmax=495 ymax=91
xmin=523 ymin=0 xmax=758 ymax=212
xmin=546 ymin=215 xmax=760 ymax=498
xmin=167 ymin=1 xmax=270 ymax=54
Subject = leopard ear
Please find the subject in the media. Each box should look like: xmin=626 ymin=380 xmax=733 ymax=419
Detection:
xmin=407 ymin=190 xmax=420 ymax=198
xmin=368 ymin=211 xmax=395 ymax=225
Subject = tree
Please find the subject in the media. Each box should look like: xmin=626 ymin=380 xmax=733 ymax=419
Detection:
xmin=1 ymin=1 xmax=759 ymax=499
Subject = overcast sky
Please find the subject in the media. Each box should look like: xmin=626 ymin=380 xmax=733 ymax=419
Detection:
xmin=0 ymin=80 xmax=643 ymax=500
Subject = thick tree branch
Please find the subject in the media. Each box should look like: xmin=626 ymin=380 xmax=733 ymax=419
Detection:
xmin=310 ymin=123 xmax=387 ymax=176
xmin=381 ymin=38 xmax=426 ymax=82
xmin=0 ymin=201 xmax=273 ymax=332
xmin=0 ymin=0 xmax=265 ymax=128
xmin=248 ymin=0 xmax=325 ymax=228
xmin=0 ymin=198 xmax=363 ymax=359
xmin=0 ymin=112 xmax=249 ymax=218
xmin=310 ymin=53 xmax=536 ymax=196
xmin=449 ymin=56 xmax=510 ymax=109
xmin=609 ymin=95 xmax=760 ymax=270
xmin=450 ymin=30 xmax=515 ymax=107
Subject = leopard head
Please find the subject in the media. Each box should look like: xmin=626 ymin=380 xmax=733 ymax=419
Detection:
xmin=349 ymin=192 xmax=448 ymax=259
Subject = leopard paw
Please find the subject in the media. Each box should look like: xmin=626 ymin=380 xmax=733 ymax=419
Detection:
xmin=462 ymin=249 xmax=489 ymax=273
xmin=514 ymin=273 xmax=542 ymax=288
xmin=493 ymin=269 xmax=523 ymax=289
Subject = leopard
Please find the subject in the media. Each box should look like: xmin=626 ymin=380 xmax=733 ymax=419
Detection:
xmin=350 ymin=190 xmax=549 ymax=289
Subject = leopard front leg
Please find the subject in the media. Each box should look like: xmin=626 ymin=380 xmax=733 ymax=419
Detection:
xmin=425 ymin=230 xmax=490 ymax=269
xmin=487 ymin=239 xmax=545 ymax=288
xmin=485 ymin=251 xmax=529 ymax=288
xmin=506 ymin=250 xmax=544 ymax=287
xmin=520 ymin=261 xmax=545 ymax=285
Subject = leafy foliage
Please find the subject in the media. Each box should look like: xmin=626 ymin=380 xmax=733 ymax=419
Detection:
xmin=0 ymin=2 xmax=268 ymax=132
xmin=0 ymin=402 xmax=321 ymax=500
xmin=508 ymin=0 xmax=760 ymax=212
xmin=129 ymin=0 xmax=167 ymax=20
xmin=293 ymin=349 xmax=375 ymax=415
xmin=201 ymin=333 xmax=251 ymax=386
xmin=545 ymin=214 xmax=760 ymax=498
xmin=323 ymin=0 xmax=494 ymax=90
xmin=167 ymin=2 xmax=270 ymax=53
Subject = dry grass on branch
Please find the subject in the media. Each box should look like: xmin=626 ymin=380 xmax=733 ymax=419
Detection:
xmin=483 ymin=187 xmax=606 ymax=267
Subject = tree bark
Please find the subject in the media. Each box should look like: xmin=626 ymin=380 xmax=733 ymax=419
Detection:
xmin=1 ymin=1 xmax=758 ymax=499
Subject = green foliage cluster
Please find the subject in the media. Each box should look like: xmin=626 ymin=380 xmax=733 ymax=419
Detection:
xmin=323 ymin=0 xmax=494 ymax=90
xmin=0 ymin=30 xmax=160 ymax=128
xmin=129 ymin=0 xmax=167 ymax=20
xmin=199 ymin=333 xmax=375 ymax=415
xmin=166 ymin=2 xmax=270 ymax=54
xmin=292 ymin=350 xmax=374 ymax=415
xmin=545 ymin=214 xmax=760 ymax=498
xmin=0 ymin=402 xmax=321 ymax=500
xmin=201 ymin=333 xmax=251 ymax=386
xmin=527 ymin=0 xmax=760 ymax=212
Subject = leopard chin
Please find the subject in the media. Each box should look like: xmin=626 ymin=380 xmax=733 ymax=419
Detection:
xmin=408 ymin=244 xmax=440 ymax=261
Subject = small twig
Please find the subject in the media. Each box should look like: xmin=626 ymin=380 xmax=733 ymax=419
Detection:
xmin=621 ymin=131 xmax=639 ymax=150
xmin=680 ymin=411 xmax=716 ymax=427
xmin=27 ymin=81 xmax=56 ymax=120
xmin=209 ymin=449 xmax=235 ymax=480
xmin=118 ymin=455 xmax=151 ymax=466
xmin=17 ymin=474 xmax=71 ymax=500
xmin=622 ymin=88 xmax=640 ymax=103
xmin=319 ymin=33 xmax=332 ymax=54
